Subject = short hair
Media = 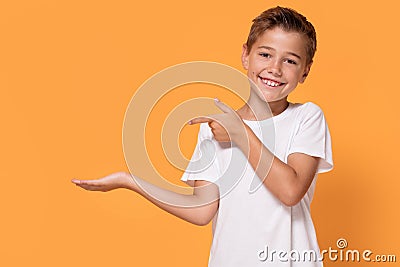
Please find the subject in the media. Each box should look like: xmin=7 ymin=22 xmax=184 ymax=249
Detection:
xmin=245 ymin=6 xmax=317 ymax=64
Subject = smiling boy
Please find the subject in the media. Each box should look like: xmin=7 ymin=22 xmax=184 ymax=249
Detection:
xmin=73 ymin=6 xmax=333 ymax=267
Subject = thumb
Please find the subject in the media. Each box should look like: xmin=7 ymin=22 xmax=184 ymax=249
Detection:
xmin=214 ymin=98 xmax=234 ymax=114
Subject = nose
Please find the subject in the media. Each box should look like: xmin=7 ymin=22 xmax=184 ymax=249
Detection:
xmin=267 ymin=59 xmax=282 ymax=77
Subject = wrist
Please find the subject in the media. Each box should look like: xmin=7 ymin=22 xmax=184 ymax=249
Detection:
xmin=124 ymin=173 xmax=140 ymax=192
xmin=230 ymin=120 xmax=248 ymax=142
xmin=234 ymin=124 xmax=257 ymax=155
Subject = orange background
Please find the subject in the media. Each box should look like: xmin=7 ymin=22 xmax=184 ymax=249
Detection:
xmin=1 ymin=0 xmax=399 ymax=266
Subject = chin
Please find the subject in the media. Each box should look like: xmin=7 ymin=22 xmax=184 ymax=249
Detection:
xmin=258 ymin=92 xmax=280 ymax=103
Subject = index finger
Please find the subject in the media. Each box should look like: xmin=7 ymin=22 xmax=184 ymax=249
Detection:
xmin=188 ymin=116 xmax=215 ymax=125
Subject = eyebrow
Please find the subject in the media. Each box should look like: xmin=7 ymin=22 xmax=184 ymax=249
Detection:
xmin=257 ymin=46 xmax=302 ymax=60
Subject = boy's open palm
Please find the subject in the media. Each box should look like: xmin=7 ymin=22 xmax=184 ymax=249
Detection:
xmin=71 ymin=172 xmax=135 ymax=192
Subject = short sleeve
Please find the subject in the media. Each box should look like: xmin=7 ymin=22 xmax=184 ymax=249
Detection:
xmin=180 ymin=123 xmax=221 ymax=184
xmin=288 ymin=102 xmax=333 ymax=173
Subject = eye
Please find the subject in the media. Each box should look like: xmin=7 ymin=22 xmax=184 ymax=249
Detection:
xmin=284 ymin=58 xmax=297 ymax=65
xmin=259 ymin=53 xmax=271 ymax=58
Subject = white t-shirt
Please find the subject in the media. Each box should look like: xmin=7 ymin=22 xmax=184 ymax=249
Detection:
xmin=181 ymin=102 xmax=333 ymax=267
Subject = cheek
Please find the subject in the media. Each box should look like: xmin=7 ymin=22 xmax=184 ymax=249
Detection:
xmin=248 ymin=56 xmax=265 ymax=71
xmin=284 ymin=66 xmax=303 ymax=80
xmin=247 ymin=67 xmax=257 ymax=78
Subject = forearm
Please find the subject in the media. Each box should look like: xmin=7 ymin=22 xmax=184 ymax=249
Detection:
xmin=234 ymin=127 xmax=301 ymax=205
xmin=126 ymin=177 xmax=219 ymax=226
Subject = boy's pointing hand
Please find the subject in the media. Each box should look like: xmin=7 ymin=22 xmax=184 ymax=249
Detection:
xmin=188 ymin=98 xmax=249 ymax=143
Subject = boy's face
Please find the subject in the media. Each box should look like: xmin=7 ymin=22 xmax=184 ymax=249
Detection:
xmin=242 ymin=27 xmax=312 ymax=103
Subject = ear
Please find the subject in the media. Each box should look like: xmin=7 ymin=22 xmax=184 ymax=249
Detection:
xmin=241 ymin=44 xmax=250 ymax=70
xmin=299 ymin=61 xmax=313 ymax=84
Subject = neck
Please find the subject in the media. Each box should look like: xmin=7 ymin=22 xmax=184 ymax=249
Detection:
xmin=237 ymin=93 xmax=289 ymax=121
xmin=268 ymin=98 xmax=290 ymax=116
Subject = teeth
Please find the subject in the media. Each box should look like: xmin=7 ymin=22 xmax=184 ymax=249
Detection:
xmin=261 ymin=78 xmax=280 ymax=87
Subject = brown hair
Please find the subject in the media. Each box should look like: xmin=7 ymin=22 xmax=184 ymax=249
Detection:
xmin=246 ymin=6 xmax=317 ymax=64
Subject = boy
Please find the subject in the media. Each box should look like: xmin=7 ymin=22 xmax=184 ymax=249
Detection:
xmin=72 ymin=6 xmax=333 ymax=266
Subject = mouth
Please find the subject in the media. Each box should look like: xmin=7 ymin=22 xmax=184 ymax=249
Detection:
xmin=258 ymin=76 xmax=285 ymax=88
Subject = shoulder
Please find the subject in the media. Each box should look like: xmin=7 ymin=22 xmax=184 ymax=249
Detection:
xmin=297 ymin=101 xmax=324 ymax=114
xmin=292 ymin=101 xmax=325 ymax=121
xmin=285 ymin=102 xmax=329 ymax=132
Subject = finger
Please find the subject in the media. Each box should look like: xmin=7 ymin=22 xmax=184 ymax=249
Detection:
xmin=208 ymin=120 xmax=217 ymax=129
xmin=71 ymin=179 xmax=81 ymax=184
xmin=73 ymin=179 xmax=101 ymax=186
xmin=214 ymin=98 xmax=234 ymax=114
xmin=188 ymin=116 xmax=215 ymax=125
xmin=77 ymin=184 xmax=100 ymax=191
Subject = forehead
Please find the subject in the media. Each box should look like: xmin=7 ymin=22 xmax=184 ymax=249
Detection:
xmin=253 ymin=27 xmax=307 ymax=57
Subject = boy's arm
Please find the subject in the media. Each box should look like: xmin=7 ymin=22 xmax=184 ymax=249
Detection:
xmin=236 ymin=127 xmax=319 ymax=206
xmin=72 ymin=172 xmax=219 ymax=226
xmin=189 ymin=99 xmax=319 ymax=207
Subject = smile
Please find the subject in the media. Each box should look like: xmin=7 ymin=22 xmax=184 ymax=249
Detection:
xmin=259 ymin=76 xmax=284 ymax=88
